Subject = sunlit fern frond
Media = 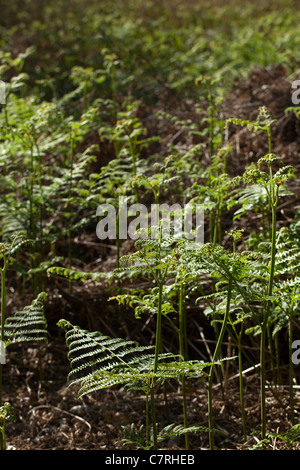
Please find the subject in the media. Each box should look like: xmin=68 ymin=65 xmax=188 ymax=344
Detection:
xmin=58 ymin=320 xmax=215 ymax=398
xmin=47 ymin=265 xmax=113 ymax=283
xmin=4 ymin=292 xmax=49 ymax=346
xmin=275 ymin=228 xmax=300 ymax=278
xmin=57 ymin=319 xmax=155 ymax=396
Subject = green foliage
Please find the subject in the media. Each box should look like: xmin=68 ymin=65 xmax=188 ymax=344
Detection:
xmin=121 ymin=423 xmax=146 ymax=450
xmin=57 ymin=319 xmax=212 ymax=398
xmin=122 ymin=422 xmax=215 ymax=450
xmin=269 ymin=424 xmax=300 ymax=448
xmin=4 ymin=292 xmax=49 ymax=346
xmin=0 ymin=402 xmax=16 ymax=450
xmin=47 ymin=266 xmax=113 ymax=284
xmin=1 ymin=0 xmax=300 ymax=451
xmin=250 ymin=424 xmax=300 ymax=449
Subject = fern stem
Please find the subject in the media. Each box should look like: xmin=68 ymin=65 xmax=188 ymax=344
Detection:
xmin=67 ymin=130 xmax=75 ymax=293
xmin=145 ymin=390 xmax=150 ymax=446
xmin=150 ymin=386 xmax=158 ymax=450
xmin=115 ymin=208 xmax=122 ymax=316
xmin=260 ymin=199 xmax=277 ymax=441
xmin=179 ymin=281 xmax=189 ymax=450
xmin=207 ymin=276 xmax=232 ymax=450
xmin=150 ymin=278 xmax=164 ymax=450
xmin=288 ymin=316 xmax=295 ymax=425
xmin=0 ymin=262 xmax=7 ymax=450
xmin=128 ymin=135 xmax=140 ymax=204
xmin=0 ymin=261 xmax=7 ymax=406
xmin=231 ymin=238 xmax=247 ymax=441
xmin=237 ymin=328 xmax=247 ymax=441
xmin=288 ymin=282 xmax=297 ymax=424
xmin=153 ymin=281 xmax=163 ymax=374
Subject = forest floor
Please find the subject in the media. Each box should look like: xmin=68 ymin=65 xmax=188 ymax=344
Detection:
xmin=3 ymin=63 xmax=300 ymax=451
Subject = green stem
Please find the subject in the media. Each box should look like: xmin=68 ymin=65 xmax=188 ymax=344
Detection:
xmin=128 ymin=136 xmax=140 ymax=204
xmin=260 ymin=200 xmax=277 ymax=441
xmin=207 ymin=276 xmax=232 ymax=450
xmin=0 ymin=262 xmax=7 ymax=406
xmin=288 ymin=285 xmax=297 ymax=425
xmin=67 ymin=132 xmax=75 ymax=292
xmin=115 ymin=208 xmax=122 ymax=313
xmin=179 ymin=281 xmax=189 ymax=450
xmin=153 ymin=281 xmax=163 ymax=376
xmin=288 ymin=315 xmax=295 ymax=425
xmin=150 ymin=279 xmax=164 ymax=451
xmin=150 ymin=386 xmax=158 ymax=450
xmin=145 ymin=389 xmax=150 ymax=447
xmin=0 ymin=262 xmax=8 ymax=450
xmin=238 ymin=328 xmax=247 ymax=441
xmin=1 ymin=425 xmax=6 ymax=451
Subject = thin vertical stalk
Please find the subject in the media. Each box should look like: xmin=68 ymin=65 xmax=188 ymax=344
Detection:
xmin=149 ymin=215 xmax=170 ymax=450
xmin=209 ymin=212 xmax=214 ymax=244
xmin=179 ymin=281 xmax=189 ymax=450
xmin=67 ymin=130 xmax=75 ymax=293
xmin=260 ymin=199 xmax=277 ymax=441
xmin=150 ymin=275 xmax=164 ymax=451
xmin=153 ymin=281 xmax=163 ymax=376
xmin=207 ymin=276 xmax=232 ymax=450
xmin=128 ymin=135 xmax=140 ymax=204
xmin=0 ymin=261 xmax=6 ymax=451
xmin=33 ymin=135 xmax=43 ymax=240
xmin=0 ymin=261 xmax=7 ymax=406
xmin=267 ymin=323 xmax=276 ymax=385
xmin=232 ymin=235 xmax=247 ymax=441
xmin=145 ymin=389 xmax=150 ymax=447
xmin=0 ymin=426 xmax=5 ymax=451
xmin=237 ymin=328 xmax=247 ymax=441
xmin=115 ymin=207 xmax=122 ymax=312
xmin=288 ymin=286 xmax=296 ymax=426
xmin=150 ymin=386 xmax=158 ymax=449
xmin=116 ymin=209 xmax=120 ymax=270
xmin=28 ymin=141 xmax=36 ymax=243
xmin=288 ymin=316 xmax=295 ymax=425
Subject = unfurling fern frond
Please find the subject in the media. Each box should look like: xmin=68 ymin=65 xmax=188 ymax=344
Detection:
xmin=58 ymin=320 xmax=214 ymax=398
xmin=4 ymin=292 xmax=49 ymax=346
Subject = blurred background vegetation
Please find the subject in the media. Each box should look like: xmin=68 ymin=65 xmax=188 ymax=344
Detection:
xmin=1 ymin=0 xmax=300 ymax=104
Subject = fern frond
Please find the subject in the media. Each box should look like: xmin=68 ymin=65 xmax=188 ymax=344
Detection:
xmin=58 ymin=320 xmax=215 ymax=398
xmin=5 ymin=292 xmax=49 ymax=346
xmin=57 ymin=319 xmax=154 ymax=396
xmin=157 ymin=423 xmax=221 ymax=441
xmin=47 ymin=266 xmax=114 ymax=283
xmin=275 ymin=230 xmax=300 ymax=278
xmin=28 ymin=257 xmax=64 ymax=276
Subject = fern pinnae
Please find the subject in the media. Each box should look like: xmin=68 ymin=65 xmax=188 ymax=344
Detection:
xmin=4 ymin=292 xmax=49 ymax=346
xmin=58 ymin=320 xmax=154 ymax=383
xmin=58 ymin=320 xmax=214 ymax=394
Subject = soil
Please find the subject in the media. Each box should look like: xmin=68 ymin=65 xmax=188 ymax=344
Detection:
xmin=3 ymin=64 xmax=300 ymax=451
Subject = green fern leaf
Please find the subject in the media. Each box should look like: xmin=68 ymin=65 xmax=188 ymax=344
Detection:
xmin=4 ymin=292 xmax=49 ymax=346
xmin=58 ymin=320 xmax=214 ymax=398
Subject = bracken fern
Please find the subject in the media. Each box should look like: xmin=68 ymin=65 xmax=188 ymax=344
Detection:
xmin=57 ymin=318 xmax=220 ymax=449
